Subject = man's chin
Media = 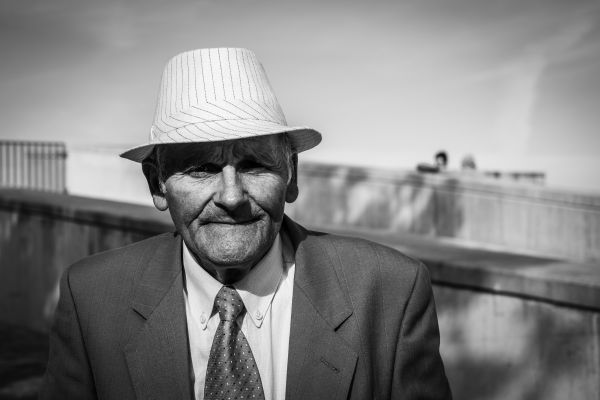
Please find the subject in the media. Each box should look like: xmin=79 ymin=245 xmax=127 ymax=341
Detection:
xmin=189 ymin=225 xmax=275 ymax=266
xmin=198 ymin=247 xmax=269 ymax=275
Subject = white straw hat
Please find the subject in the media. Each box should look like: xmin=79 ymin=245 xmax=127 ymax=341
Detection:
xmin=120 ymin=48 xmax=322 ymax=162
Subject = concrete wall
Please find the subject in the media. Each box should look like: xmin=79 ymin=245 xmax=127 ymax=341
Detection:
xmin=288 ymin=162 xmax=600 ymax=264
xmin=436 ymin=286 xmax=599 ymax=400
xmin=0 ymin=190 xmax=172 ymax=331
xmin=1 ymin=189 xmax=599 ymax=399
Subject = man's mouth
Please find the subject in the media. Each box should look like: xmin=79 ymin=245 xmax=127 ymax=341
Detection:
xmin=206 ymin=217 xmax=260 ymax=226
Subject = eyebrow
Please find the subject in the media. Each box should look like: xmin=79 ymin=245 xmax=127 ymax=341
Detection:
xmin=231 ymin=142 xmax=281 ymax=165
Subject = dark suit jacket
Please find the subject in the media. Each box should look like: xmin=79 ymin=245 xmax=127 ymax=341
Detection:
xmin=41 ymin=216 xmax=451 ymax=399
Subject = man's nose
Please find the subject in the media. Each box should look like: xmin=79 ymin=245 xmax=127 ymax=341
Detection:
xmin=213 ymin=165 xmax=247 ymax=211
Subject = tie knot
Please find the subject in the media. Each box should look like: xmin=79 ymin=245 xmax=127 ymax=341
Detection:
xmin=214 ymin=286 xmax=245 ymax=321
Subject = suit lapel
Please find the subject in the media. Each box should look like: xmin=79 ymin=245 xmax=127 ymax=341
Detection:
xmin=124 ymin=234 xmax=193 ymax=400
xmin=284 ymin=217 xmax=358 ymax=400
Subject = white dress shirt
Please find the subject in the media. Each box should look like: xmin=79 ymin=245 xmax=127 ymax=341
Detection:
xmin=183 ymin=233 xmax=295 ymax=400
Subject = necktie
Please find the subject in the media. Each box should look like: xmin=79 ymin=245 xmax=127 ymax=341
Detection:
xmin=204 ymin=286 xmax=265 ymax=400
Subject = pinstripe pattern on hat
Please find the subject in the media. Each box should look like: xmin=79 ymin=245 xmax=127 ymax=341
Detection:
xmin=120 ymin=48 xmax=321 ymax=162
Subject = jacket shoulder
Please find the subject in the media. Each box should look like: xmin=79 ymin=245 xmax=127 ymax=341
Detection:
xmin=66 ymin=232 xmax=177 ymax=288
xmin=304 ymin=230 xmax=432 ymax=310
xmin=307 ymin=230 xmax=425 ymax=279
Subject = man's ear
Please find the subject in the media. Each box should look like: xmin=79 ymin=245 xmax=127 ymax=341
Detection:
xmin=285 ymin=153 xmax=299 ymax=203
xmin=142 ymin=159 xmax=169 ymax=211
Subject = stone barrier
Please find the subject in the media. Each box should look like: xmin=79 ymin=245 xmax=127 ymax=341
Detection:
xmin=287 ymin=162 xmax=600 ymax=264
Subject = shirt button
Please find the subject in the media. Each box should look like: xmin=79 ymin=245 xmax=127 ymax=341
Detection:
xmin=200 ymin=313 xmax=207 ymax=324
xmin=255 ymin=311 xmax=263 ymax=320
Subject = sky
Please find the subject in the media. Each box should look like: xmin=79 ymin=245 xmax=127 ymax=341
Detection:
xmin=1 ymin=0 xmax=600 ymax=192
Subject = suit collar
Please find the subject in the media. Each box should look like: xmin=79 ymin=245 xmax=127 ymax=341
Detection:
xmin=284 ymin=216 xmax=353 ymax=329
xmin=125 ymin=233 xmax=193 ymax=400
xmin=283 ymin=216 xmax=358 ymax=400
xmin=130 ymin=233 xmax=183 ymax=319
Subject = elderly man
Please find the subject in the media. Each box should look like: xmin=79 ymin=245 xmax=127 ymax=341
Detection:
xmin=41 ymin=48 xmax=451 ymax=400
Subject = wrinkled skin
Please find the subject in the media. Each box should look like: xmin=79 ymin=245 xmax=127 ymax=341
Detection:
xmin=143 ymin=135 xmax=298 ymax=284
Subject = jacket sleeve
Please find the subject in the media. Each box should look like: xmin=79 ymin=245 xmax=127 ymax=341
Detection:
xmin=392 ymin=263 xmax=452 ymax=399
xmin=39 ymin=268 xmax=97 ymax=400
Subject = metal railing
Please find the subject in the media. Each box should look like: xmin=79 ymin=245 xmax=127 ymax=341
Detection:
xmin=0 ymin=141 xmax=67 ymax=192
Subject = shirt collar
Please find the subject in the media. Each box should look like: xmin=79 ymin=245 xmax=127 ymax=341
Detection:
xmin=182 ymin=234 xmax=285 ymax=329
xmin=182 ymin=244 xmax=222 ymax=330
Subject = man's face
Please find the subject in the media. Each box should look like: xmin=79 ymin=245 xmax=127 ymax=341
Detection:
xmin=150 ymin=135 xmax=296 ymax=283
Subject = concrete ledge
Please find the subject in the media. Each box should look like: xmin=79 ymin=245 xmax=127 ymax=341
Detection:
xmin=0 ymin=189 xmax=173 ymax=233
xmin=304 ymin=225 xmax=600 ymax=311
xmin=300 ymin=162 xmax=600 ymax=207
xmin=291 ymin=162 xmax=600 ymax=264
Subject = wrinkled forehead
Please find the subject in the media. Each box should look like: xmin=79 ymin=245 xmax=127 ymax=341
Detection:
xmin=158 ymin=134 xmax=288 ymax=166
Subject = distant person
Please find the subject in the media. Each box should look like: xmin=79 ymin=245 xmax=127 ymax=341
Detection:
xmin=434 ymin=151 xmax=448 ymax=171
xmin=417 ymin=150 xmax=449 ymax=173
xmin=460 ymin=154 xmax=477 ymax=171
xmin=41 ymin=48 xmax=451 ymax=400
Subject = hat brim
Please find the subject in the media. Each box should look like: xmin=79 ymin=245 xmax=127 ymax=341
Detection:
xmin=120 ymin=121 xmax=322 ymax=163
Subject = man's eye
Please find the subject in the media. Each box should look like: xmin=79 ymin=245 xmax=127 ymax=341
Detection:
xmin=188 ymin=163 xmax=220 ymax=174
xmin=238 ymin=160 xmax=265 ymax=171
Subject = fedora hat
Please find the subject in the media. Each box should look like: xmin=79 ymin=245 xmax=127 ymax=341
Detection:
xmin=120 ymin=48 xmax=322 ymax=162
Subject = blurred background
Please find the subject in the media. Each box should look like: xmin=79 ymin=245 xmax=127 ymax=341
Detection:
xmin=1 ymin=0 xmax=599 ymax=399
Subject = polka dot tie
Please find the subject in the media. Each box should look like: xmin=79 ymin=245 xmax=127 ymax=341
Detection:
xmin=204 ymin=286 xmax=265 ymax=400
